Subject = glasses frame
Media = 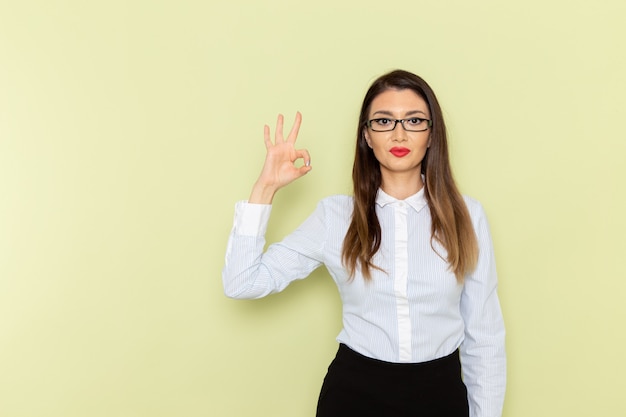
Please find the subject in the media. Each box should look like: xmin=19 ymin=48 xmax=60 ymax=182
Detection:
xmin=366 ymin=117 xmax=432 ymax=132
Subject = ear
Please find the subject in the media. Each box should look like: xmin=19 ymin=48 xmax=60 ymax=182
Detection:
xmin=363 ymin=129 xmax=372 ymax=148
xmin=427 ymin=136 xmax=432 ymax=148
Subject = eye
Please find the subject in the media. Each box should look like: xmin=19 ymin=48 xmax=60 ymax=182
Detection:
xmin=373 ymin=118 xmax=392 ymax=126
xmin=406 ymin=117 xmax=424 ymax=126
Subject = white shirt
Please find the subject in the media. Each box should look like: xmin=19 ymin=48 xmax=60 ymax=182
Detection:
xmin=223 ymin=188 xmax=506 ymax=417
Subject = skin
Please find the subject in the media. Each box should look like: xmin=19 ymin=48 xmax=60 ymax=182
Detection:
xmin=249 ymin=112 xmax=311 ymax=204
xmin=363 ymin=89 xmax=431 ymax=200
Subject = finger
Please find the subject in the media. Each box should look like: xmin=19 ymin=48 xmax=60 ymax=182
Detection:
xmin=275 ymin=114 xmax=285 ymax=142
xmin=263 ymin=124 xmax=272 ymax=148
xmin=286 ymin=111 xmax=302 ymax=144
xmin=296 ymin=164 xmax=312 ymax=177
xmin=295 ymin=148 xmax=311 ymax=167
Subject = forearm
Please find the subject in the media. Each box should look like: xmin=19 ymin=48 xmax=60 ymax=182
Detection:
xmin=222 ymin=201 xmax=275 ymax=299
xmin=461 ymin=330 xmax=507 ymax=417
xmin=248 ymin=180 xmax=279 ymax=205
xmin=222 ymin=200 xmax=324 ymax=299
xmin=222 ymin=233 xmax=275 ymax=299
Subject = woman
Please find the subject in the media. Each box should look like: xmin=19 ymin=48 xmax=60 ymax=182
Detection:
xmin=223 ymin=70 xmax=506 ymax=417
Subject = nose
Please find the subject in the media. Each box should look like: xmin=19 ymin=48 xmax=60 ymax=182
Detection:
xmin=392 ymin=121 xmax=408 ymax=141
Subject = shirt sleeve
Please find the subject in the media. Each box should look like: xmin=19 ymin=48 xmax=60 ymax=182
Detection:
xmin=222 ymin=200 xmax=327 ymax=299
xmin=459 ymin=201 xmax=507 ymax=417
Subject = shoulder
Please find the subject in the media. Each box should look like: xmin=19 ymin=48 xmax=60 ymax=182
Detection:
xmin=319 ymin=194 xmax=353 ymax=205
xmin=462 ymin=194 xmax=488 ymax=222
xmin=462 ymin=195 xmax=494 ymax=241
xmin=318 ymin=194 xmax=354 ymax=209
xmin=314 ymin=194 xmax=354 ymax=219
xmin=462 ymin=194 xmax=483 ymax=211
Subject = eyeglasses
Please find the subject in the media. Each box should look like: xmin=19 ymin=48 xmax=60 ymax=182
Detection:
xmin=366 ymin=117 xmax=432 ymax=132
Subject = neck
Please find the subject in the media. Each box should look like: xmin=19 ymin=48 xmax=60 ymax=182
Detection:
xmin=380 ymin=171 xmax=423 ymax=200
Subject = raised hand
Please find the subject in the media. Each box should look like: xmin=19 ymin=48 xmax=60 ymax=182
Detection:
xmin=249 ymin=112 xmax=312 ymax=204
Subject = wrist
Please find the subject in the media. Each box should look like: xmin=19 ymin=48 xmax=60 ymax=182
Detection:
xmin=249 ymin=181 xmax=279 ymax=204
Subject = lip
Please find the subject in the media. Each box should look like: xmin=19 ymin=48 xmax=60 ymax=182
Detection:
xmin=390 ymin=147 xmax=411 ymax=157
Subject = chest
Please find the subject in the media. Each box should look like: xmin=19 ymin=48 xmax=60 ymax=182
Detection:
xmin=326 ymin=204 xmax=462 ymax=305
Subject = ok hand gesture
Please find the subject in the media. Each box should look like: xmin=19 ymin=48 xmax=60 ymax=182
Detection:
xmin=249 ymin=112 xmax=312 ymax=204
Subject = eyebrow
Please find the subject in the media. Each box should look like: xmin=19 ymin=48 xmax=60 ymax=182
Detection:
xmin=371 ymin=110 xmax=428 ymax=117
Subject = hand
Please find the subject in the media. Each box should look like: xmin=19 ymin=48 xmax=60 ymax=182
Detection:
xmin=249 ymin=112 xmax=312 ymax=204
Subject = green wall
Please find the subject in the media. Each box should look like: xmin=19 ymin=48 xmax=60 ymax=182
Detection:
xmin=1 ymin=0 xmax=625 ymax=416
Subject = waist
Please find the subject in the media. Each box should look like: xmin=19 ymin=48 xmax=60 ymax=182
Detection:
xmin=334 ymin=343 xmax=462 ymax=377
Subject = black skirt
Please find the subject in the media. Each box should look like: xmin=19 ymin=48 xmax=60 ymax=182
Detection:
xmin=316 ymin=344 xmax=469 ymax=417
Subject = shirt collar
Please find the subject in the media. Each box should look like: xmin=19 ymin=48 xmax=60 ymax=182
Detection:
xmin=375 ymin=187 xmax=428 ymax=213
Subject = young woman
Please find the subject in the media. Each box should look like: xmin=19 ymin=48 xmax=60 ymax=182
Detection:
xmin=222 ymin=70 xmax=506 ymax=417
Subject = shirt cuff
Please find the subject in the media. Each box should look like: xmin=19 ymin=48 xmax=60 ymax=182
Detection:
xmin=233 ymin=200 xmax=272 ymax=236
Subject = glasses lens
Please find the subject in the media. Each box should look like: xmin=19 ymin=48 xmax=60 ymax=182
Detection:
xmin=403 ymin=118 xmax=428 ymax=132
xmin=370 ymin=118 xmax=395 ymax=131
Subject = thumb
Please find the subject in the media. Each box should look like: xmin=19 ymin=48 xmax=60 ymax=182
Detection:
xmin=296 ymin=164 xmax=313 ymax=178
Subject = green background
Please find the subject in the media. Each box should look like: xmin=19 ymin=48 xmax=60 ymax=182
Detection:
xmin=1 ymin=0 xmax=625 ymax=416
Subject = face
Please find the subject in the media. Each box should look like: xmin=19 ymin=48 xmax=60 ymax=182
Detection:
xmin=363 ymin=88 xmax=431 ymax=186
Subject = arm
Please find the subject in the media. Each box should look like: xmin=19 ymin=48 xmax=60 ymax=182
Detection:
xmin=459 ymin=203 xmax=506 ymax=417
xmin=222 ymin=113 xmax=317 ymax=299
xmin=222 ymin=199 xmax=327 ymax=299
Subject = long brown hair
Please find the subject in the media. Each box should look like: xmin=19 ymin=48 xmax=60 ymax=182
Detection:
xmin=341 ymin=70 xmax=478 ymax=282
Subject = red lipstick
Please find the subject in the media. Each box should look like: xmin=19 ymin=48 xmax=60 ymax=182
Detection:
xmin=390 ymin=147 xmax=410 ymax=157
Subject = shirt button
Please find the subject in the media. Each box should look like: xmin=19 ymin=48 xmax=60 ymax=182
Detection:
xmin=398 ymin=202 xmax=405 ymax=208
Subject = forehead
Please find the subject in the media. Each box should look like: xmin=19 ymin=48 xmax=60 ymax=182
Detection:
xmin=369 ymin=88 xmax=429 ymax=116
